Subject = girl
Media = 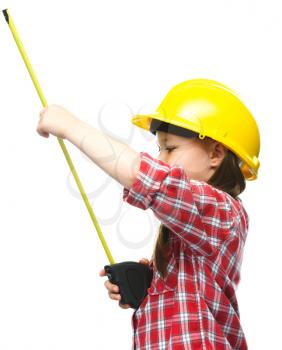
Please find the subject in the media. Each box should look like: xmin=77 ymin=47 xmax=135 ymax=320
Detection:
xmin=36 ymin=79 xmax=260 ymax=350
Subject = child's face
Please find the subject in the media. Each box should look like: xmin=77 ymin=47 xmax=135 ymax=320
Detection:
xmin=156 ymin=131 xmax=226 ymax=182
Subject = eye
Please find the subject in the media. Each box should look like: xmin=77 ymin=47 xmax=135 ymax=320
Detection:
xmin=157 ymin=146 xmax=175 ymax=153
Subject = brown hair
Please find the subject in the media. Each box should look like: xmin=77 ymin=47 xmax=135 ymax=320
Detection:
xmin=152 ymin=140 xmax=246 ymax=279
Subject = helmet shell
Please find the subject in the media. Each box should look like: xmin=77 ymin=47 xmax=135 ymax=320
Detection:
xmin=132 ymin=79 xmax=260 ymax=180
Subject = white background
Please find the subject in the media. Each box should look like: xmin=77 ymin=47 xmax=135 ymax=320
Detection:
xmin=0 ymin=0 xmax=281 ymax=349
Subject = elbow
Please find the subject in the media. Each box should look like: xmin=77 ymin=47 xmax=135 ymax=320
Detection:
xmin=123 ymin=154 xmax=141 ymax=190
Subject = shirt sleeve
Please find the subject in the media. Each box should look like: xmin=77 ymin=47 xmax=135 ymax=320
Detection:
xmin=123 ymin=151 xmax=239 ymax=257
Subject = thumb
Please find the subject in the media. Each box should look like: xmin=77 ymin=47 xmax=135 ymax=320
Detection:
xmin=99 ymin=268 xmax=106 ymax=277
xmin=139 ymin=258 xmax=150 ymax=265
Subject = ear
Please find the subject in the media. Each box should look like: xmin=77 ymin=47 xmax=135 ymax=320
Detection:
xmin=209 ymin=142 xmax=227 ymax=168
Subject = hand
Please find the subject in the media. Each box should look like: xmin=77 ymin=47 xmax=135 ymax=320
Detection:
xmin=36 ymin=104 xmax=78 ymax=139
xmin=99 ymin=258 xmax=151 ymax=309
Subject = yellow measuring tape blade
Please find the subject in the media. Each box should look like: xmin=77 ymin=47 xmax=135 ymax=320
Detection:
xmin=2 ymin=9 xmax=115 ymax=265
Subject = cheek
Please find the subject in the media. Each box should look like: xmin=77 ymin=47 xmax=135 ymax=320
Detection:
xmin=181 ymin=148 xmax=210 ymax=178
xmin=188 ymin=148 xmax=209 ymax=167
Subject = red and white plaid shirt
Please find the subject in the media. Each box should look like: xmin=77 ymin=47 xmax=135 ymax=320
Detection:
xmin=123 ymin=152 xmax=249 ymax=350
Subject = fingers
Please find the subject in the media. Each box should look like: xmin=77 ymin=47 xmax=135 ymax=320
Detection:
xmin=100 ymin=270 xmax=121 ymax=301
xmin=108 ymin=292 xmax=121 ymax=301
xmin=38 ymin=130 xmax=49 ymax=138
xmin=106 ymin=282 xmax=120 ymax=301
xmin=40 ymin=107 xmax=47 ymax=117
xmin=100 ymin=270 xmax=118 ymax=293
xmin=139 ymin=258 xmax=150 ymax=265
xmin=99 ymin=268 xmax=119 ymax=292
xmin=99 ymin=268 xmax=106 ymax=277
xmin=119 ymin=302 xmax=131 ymax=309
xmin=37 ymin=108 xmax=49 ymax=138
xmin=104 ymin=279 xmax=119 ymax=294
xmin=36 ymin=125 xmax=49 ymax=138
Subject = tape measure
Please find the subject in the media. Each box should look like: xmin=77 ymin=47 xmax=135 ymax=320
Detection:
xmin=2 ymin=9 xmax=153 ymax=310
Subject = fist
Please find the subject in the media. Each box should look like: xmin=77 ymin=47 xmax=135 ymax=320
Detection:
xmin=99 ymin=258 xmax=151 ymax=309
xmin=36 ymin=104 xmax=78 ymax=139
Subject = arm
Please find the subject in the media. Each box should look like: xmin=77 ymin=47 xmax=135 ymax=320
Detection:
xmin=37 ymin=104 xmax=141 ymax=189
xmin=67 ymin=119 xmax=141 ymax=189
xmin=123 ymin=152 xmax=242 ymax=257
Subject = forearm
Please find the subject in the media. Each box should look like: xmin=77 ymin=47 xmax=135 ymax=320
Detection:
xmin=66 ymin=119 xmax=141 ymax=189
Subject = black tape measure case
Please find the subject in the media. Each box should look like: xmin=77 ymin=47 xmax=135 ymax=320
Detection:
xmin=104 ymin=261 xmax=153 ymax=309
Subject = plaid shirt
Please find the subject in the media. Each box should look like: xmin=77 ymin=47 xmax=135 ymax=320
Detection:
xmin=123 ymin=152 xmax=249 ymax=350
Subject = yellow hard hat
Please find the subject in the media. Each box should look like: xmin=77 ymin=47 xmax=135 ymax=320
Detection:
xmin=131 ymin=78 xmax=260 ymax=180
